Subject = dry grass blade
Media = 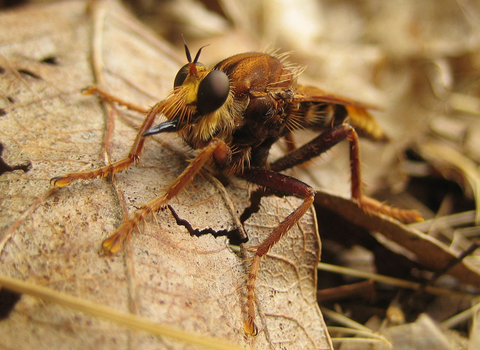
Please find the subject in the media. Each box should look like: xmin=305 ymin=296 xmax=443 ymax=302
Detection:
xmin=441 ymin=300 xmax=480 ymax=329
xmin=0 ymin=274 xmax=248 ymax=350
xmin=328 ymin=326 xmax=391 ymax=346
xmin=317 ymin=262 xmax=476 ymax=299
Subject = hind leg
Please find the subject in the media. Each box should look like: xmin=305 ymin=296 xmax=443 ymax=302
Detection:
xmin=270 ymin=124 xmax=422 ymax=223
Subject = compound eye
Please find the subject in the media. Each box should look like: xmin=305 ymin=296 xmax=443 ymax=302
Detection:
xmin=173 ymin=62 xmax=205 ymax=88
xmin=173 ymin=64 xmax=189 ymax=88
xmin=197 ymin=70 xmax=230 ymax=114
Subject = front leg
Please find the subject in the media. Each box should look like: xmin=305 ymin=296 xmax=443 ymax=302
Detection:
xmin=102 ymin=139 xmax=232 ymax=253
xmin=51 ymin=102 xmax=163 ymax=187
xmin=82 ymin=86 xmax=150 ymax=114
xmin=270 ymin=124 xmax=423 ymax=223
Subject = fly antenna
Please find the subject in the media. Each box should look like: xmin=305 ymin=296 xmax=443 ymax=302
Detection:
xmin=182 ymin=35 xmax=192 ymax=63
xmin=193 ymin=44 xmax=210 ymax=63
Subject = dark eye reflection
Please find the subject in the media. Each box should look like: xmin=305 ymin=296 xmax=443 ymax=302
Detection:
xmin=197 ymin=70 xmax=230 ymax=114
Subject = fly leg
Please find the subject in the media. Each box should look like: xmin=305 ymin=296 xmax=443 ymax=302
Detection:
xmin=50 ymin=101 xmax=162 ymax=187
xmin=82 ymin=86 xmax=150 ymax=114
xmin=102 ymin=139 xmax=231 ymax=253
xmin=240 ymin=168 xmax=315 ymax=335
xmin=270 ymin=124 xmax=422 ymax=223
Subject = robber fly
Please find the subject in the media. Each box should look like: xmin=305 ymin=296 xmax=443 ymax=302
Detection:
xmin=51 ymin=42 xmax=422 ymax=335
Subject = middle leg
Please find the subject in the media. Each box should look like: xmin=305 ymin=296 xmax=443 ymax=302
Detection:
xmin=240 ymin=168 xmax=316 ymax=335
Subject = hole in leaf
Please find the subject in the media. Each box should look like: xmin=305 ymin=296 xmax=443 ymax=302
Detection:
xmin=168 ymin=205 xmax=247 ymax=245
xmin=0 ymin=143 xmax=32 ymax=176
xmin=41 ymin=56 xmax=59 ymax=65
xmin=0 ymin=288 xmax=21 ymax=320
xmin=17 ymin=69 xmax=41 ymax=80
xmin=240 ymin=187 xmax=277 ymax=224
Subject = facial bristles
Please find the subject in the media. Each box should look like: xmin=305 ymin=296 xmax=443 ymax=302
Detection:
xmin=160 ymin=88 xmax=195 ymax=126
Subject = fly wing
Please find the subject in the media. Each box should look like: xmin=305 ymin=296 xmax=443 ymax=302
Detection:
xmin=293 ymin=85 xmax=388 ymax=142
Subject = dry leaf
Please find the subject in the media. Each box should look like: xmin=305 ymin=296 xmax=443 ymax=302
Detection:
xmin=0 ymin=1 xmax=332 ymax=349
xmin=384 ymin=314 xmax=454 ymax=350
xmin=314 ymin=191 xmax=480 ymax=289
